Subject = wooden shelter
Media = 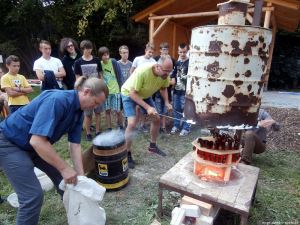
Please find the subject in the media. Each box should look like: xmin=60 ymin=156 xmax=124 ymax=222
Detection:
xmin=132 ymin=0 xmax=300 ymax=86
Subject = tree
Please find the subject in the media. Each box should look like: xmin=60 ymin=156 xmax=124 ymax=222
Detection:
xmin=0 ymin=0 xmax=156 ymax=75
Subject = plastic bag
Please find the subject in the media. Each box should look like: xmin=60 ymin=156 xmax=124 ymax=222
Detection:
xmin=59 ymin=176 xmax=106 ymax=225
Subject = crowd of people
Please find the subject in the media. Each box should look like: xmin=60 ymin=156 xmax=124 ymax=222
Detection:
xmin=0 ymin=38 xmax=280 ymax=225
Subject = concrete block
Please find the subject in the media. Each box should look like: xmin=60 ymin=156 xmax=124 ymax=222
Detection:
xmin=181 ymin=204 xmax=201 ymax=218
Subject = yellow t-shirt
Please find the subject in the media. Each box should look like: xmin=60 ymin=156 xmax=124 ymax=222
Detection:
xmin=1 ymin=73 xmax=31 ymax=106
xmin=121 ymin=64 xmax=170 ymax=99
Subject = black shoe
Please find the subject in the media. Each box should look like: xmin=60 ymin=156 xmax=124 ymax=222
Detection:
xmin=90 ymin=125 xmax=96 ymax=131
xmin=86 ymin=134 xmax=93 ymax=141
xmin=95 ymin=131 xmax=101 ymax=136
xmin=128 ymin=154 xmax=135 ymax=169
xmin=107 ymin=128 xmax=112 ymax=131
xmin=148 ymin=145 xmax=167 ymax=157
xmin=160 ymin=127 xmax=167 ymax=134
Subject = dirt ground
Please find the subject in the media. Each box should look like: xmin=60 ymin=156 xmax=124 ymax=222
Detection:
xmin=100 ymin=106 xmax=300 ymax=225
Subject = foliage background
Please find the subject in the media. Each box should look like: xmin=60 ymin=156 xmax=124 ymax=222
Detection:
xmin=0 ymin=0 xmax=156 ymax=76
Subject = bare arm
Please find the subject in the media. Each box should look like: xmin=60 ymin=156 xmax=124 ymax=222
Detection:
xmin=170 ymin=77 xmax=176 ymax=85
xmin=160 ymin=87 xmax=172 ymax=111
xmin=35 ymin=69 xmax=44 ymax=81
xmin=55 ymin=66 xmax=66 ymax=78
xmin=20 ymin=86 xmax=33 ymax=94
xmin=129 ymin=66 xmax=136 ymax=75
xmin=4 ymin=87 xmax=30 ymax=97
xmin=30 ymin=135 xmax=78 ymax=184
xmin=69 ymin=142 xmax=84 ymax=175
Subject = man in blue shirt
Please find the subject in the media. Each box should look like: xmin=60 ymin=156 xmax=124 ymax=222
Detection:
xmin=0 ymin=77 xmax=108 ymax=225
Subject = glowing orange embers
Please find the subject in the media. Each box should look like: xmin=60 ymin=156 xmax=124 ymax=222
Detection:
xmin=192 ymin=134 xmax=241 ymax=182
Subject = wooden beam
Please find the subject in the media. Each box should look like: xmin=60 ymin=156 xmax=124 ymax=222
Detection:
xmin=265 ymin=0 xmax=300 ymax=10
xmin=149 ymin=7 xmax=274 ymax=20
xmin=264 ymin=3 xmax=272 ymax=28
xmin=149 ymin=14 xmax=154 ymax=44
xmin=132 ymin=0 xmax=176 ymax=22
xmin=246 ymin=13 xmax=253 ymax=24
xmin=153 ymin=18 xmax=170 ymax=38
xmin=172 ymin=24 xmax=177 ymax=59
xmin=264 ymin=14 xmax=277 ymax=90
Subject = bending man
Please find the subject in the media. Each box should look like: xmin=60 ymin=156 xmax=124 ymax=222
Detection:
xmin=0 ymin=77 xmax=108 ymax=225
xmin=121 ymin=57 xmax=173 ymax=169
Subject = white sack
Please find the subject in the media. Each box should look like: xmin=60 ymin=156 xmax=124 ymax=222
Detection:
xmin=59 ymin=176 xmax=106 ymax=225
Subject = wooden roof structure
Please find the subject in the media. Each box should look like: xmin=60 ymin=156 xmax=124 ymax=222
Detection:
xmin=133 ymin=0 xmax=300 ymax=31
xmin=132 ymin=0 xmax=300 ymax=87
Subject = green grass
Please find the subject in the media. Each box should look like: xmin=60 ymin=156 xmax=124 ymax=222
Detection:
xmin=0 ymin=88 xmax=299 ymax=224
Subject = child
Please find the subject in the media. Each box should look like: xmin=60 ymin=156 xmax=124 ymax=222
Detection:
xmin=98 ymin=46 xmax=124 ymax=130
xmin=33 ymin=40 xmax=66 ymax=90
xmin=74 ymin=40 xmax=103 ymax=141
xmin=153 ymin=42 xmax=175 ymax=133
xmin=118 ymin=45 xmax=132 ymax=81
xmin=170 ymin=43 xmax=190 ymax=136
xmin=130 ymin=43 xmax=156 ymax=132
xmin=1 ymin=55 xmax=33 ymax=113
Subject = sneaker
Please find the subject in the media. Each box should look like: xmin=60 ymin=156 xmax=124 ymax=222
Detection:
xmin=138 ymin=125 xmax=149 ymax=133
xmin=160 ymin=127 xmax=167 ymax=134
xmin=148 ymin=145 xmax=167 ymax=157
xmin=179 ymin=129 xmax=190 ymax=137
xmin=170 ymin=126 xmax=179 ymax=135
xmin=95 ymin=131 xmax=101 ymax=136
xmin=128 ymin=154 xmax=135 ymax=169
xmin=86 ymin=134 xmax=93 ymax=141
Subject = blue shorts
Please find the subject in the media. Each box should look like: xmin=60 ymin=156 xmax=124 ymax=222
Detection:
xmin=104 ymin=93 xmax=122 ymax=111
xmin=84 ymin=104 xmax=103 ymax=117
xmin=121 ymin=95 xmax=156 ymax=118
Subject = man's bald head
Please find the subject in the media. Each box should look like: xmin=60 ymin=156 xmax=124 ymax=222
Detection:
xmin=153 ymin=56 xmax=173 ymax=79
xmin=160 ymin=56 xmax=173 ymax=71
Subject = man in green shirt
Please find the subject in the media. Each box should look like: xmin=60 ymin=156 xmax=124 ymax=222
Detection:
xmin=121 ymin=57 xmax=173 ymax=169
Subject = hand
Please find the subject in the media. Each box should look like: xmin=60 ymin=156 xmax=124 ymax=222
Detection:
xmin=147 ymin=107 xmax=158 ymax=116
xmin=165 ymin=103 xmax=172 ymax=112
xmin=258 ymin=119 xmax=275 ymax=128
xmin=61 ymin=165 xmax=78 ymax=185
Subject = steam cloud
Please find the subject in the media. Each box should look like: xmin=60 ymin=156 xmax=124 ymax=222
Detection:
xmin=93 ymin=129 xmax=125 ymax=146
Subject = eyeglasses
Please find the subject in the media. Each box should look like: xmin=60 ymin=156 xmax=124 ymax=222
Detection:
xmin=67 ymin=44 xmax=74 ymax=48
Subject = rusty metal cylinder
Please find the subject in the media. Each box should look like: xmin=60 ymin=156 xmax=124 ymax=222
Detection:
xmin=184 ymin=25 xmax=272 ymax=127
xmin=217 ymin=0 xmax=249 ymax=25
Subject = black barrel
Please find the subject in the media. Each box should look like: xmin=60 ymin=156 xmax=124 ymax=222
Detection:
xmin=93 ymin=131 xmax=129 ymax=190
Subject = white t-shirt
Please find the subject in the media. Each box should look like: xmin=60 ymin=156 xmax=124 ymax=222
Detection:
xmin=132 ymin=56 xmax=156 ymax=69
xmin=33 ymin=56 xmax=63 ymax=73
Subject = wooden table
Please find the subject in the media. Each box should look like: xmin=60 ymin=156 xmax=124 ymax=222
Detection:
xmin=158 ymin=152 xmax=259 ymax=225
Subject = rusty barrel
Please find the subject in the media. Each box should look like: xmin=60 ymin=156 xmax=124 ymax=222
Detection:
xmin=184 ymin=25 xmax=272 ymax=127
xmin=93 ymin=130 xmax=129 ymax=190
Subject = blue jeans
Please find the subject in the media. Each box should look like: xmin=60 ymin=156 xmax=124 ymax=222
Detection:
xmin=154 ymin=93 xmax=167 ymax=115
xmin=0 ymin=132 xmax=63 ymax=225
xmin=173 ymin=93 xmax=190 ymax=131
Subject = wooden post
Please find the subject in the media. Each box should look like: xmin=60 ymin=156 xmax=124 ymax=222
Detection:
xmin=153 ymin=18 xmax=170 ymax=38
xmin=149 ymin=13 xmax=154 ymax=43
xmin=264 ymin=14 xmax=277 ymax=90
xmin=264 ymin=3 xmax=272 ymax=28
xmin=252 ymin=0 xmax=264 ymax=26
xmin=172 ymin=23 xmax=177 ymax=59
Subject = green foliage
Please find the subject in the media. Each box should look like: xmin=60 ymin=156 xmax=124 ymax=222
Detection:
xmin=77 ymin=0 xmax=133 ymax=36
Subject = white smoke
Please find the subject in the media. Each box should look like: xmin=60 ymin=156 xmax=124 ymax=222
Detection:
xmin=93 ymin=129 xmax=125 ymax=147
